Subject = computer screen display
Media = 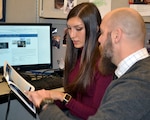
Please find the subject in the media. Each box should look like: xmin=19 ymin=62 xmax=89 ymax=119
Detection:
xmin=0 ymin=23 xmax=52 ymax=73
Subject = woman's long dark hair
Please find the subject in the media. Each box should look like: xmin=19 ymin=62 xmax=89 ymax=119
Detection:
xmin=64 ymin=2 xmax=102 ymax=97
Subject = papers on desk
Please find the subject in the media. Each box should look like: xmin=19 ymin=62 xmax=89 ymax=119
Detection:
xmin=3 ymin=61 xmax=36 ymax=115
xmin=130 ymin=4 xmax=150 ymax=16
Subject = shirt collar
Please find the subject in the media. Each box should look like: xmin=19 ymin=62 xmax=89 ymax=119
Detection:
xmin=115 ymin=48 xmax=149 ymax=78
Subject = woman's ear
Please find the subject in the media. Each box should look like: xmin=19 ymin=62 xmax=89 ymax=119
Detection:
xmin=97 ymin=26 xmax=100 ymax=32
xmin=96 ymin=26 xmax=101 ymax=38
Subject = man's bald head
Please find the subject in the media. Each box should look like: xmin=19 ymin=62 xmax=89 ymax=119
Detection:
xmin=103 ymin=7 xmax=146 ymax=42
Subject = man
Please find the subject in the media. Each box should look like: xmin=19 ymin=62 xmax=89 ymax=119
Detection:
xmin=89 ymin=7 xmax=150 ymax=120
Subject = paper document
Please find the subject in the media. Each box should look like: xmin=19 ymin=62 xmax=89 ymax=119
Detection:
xmin=130 ymin=4 xmax=150 ymax=16
xmin=3 ymin=61 xmax=36 ymax=115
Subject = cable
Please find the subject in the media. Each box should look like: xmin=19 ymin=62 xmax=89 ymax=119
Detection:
xmin=5 ymin=90 xmax=12 ymax=120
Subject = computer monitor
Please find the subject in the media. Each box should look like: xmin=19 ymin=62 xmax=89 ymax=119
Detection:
xmin=0 ymin=23 xmax=52 ymax=73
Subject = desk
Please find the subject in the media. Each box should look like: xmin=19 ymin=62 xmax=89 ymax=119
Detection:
xmin=0 ymin=76 xmax=12 ymax=104
xmin=0 ymin=82 xmax=10 ymax=96
xmin=0 ymin=75 xmax=10 ymax=96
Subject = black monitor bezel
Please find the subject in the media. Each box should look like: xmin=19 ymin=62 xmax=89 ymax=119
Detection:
xmin=0 ymin=22 xmax=53 ymax=73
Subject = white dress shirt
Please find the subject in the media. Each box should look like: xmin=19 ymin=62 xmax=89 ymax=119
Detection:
xmin=115 ymin=48 xmax=149 ymax=78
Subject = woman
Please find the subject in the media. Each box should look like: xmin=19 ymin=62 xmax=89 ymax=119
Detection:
xmin=27 ymin=2 xmax=113 ymax=120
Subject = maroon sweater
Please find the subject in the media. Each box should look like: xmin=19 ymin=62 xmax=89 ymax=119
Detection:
xmin=56 ymin=58 xmax=113 ymax=120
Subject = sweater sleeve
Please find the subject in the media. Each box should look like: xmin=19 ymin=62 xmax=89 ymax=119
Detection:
xmin=65 ymin=73 xmax=112 ymax=120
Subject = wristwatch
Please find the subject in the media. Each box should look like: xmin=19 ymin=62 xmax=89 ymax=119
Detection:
xmin=63 ymin=93 xmax=72 ymax=105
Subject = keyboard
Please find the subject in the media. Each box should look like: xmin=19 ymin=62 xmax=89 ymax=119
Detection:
xmin=29 ymin=69 xmax=55 ymax=75
xmin=28 ymin=75 xmax=63 ymax=90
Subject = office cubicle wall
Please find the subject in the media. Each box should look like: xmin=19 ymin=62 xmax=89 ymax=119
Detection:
xmin=5 ymin=0 xmax=150 ymax=69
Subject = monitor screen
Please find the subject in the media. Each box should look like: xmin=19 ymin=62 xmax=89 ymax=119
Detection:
xmin=0 ymin=23 xmax=52 ymax=73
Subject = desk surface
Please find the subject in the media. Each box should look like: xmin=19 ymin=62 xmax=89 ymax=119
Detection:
xmin=0 ymin=75 xmax=10 ymax=96
xmin=0 ymin=82 xmax=10 ymax=96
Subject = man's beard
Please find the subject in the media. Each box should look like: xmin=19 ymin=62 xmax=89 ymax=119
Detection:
xmin=99 ymin=33 xmax=117 ymax=75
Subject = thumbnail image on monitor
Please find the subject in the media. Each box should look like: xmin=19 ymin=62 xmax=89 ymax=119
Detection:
xmin=0 ymin=23 xmax=52 ymax=73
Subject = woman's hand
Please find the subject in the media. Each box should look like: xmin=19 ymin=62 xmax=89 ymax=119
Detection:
xmin=26 ymin=89 xmax=65 ymax=107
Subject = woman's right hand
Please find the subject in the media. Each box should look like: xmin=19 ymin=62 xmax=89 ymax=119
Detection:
xmin=26 ymin=89 xmax=65 ymax=107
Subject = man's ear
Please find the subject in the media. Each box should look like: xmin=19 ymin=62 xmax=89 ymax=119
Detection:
xmin=111 ymin=28 xmax=122 ymax=43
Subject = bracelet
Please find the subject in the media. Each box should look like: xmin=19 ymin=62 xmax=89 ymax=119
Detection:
xmin=42 ymin=98 xmax=54 ymax=104
xmin=40 ymin=99 xmax=54 ymax=110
